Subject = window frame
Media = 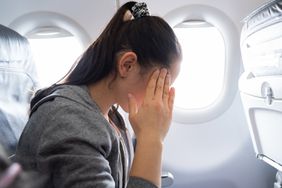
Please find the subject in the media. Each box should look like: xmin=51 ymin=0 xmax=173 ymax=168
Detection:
xmin=8 ymin=11 xmax=91 ymax=88
xmin=8 ymin=11 xmax=91 ymax=49
xmin=164 ymin=5 xmax=240 ymax=124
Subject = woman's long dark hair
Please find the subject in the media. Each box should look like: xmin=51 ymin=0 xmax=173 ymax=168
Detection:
xmin=30 ymin=1 xmax=181 ymax=127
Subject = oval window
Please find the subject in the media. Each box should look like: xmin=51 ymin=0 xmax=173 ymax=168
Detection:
xmin=173 ymin=20 xmax=225 ymax=109
xmin=27 ymin=26 xmax=83 ymax=87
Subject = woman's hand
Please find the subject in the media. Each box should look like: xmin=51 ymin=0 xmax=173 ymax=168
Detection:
xmin=128 ymin=68 xmax=175 ymax=187
xmin=128 ymin=68 xmax=175 ymax=143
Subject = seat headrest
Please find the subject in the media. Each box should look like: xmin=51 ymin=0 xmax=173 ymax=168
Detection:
xmin=242 ymin=0 xmax=282 ymax=33
xmin=0 ymin=24 xmax=32 ymax=67
xmin=240 ymin=0 xmax=282 ymax=77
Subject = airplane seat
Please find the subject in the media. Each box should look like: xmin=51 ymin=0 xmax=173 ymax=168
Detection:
xmin=0 ymin=24 xmax=38 ymax=156
xmin=239 ymin=0 xmax=282 ymax=187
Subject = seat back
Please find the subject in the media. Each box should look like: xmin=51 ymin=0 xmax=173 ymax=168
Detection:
xmin=239 ymin=0 xmax=282 ymax=171
xmin=0 ymin=24 xmax=38 ymax=155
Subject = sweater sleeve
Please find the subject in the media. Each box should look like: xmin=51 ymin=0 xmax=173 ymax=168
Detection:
xmin=36 ymin=101 xmax=117 ymax=188
xmin=128 ymin=177 xmax=158 ymax=188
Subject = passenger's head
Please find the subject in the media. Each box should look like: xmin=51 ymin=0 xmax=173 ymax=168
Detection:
xmin=65 ymin=1 xmax=181 ymax=110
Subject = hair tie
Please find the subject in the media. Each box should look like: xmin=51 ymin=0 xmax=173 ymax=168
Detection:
xmin=0 ymin=163 xmax=22 ymax=188
xmin=131 ymin=2 xmax=150 ymax=19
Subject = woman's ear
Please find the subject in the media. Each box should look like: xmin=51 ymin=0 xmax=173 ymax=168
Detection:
xmin=117 ymin=52 xmax=138 ymax=78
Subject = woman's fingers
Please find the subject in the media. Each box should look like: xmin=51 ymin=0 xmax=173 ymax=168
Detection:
xmin=155 ymin=69 xmax=167 ymax=100
xmin=145 ymin=69 xmax=160 ymax=99
xmin=144 ymin=68 xmax=171 ymax=105
xmin=168 ymin=87 xmax=175 ymax=111
xmin=163 ymin=73 xmax=171 ymax=103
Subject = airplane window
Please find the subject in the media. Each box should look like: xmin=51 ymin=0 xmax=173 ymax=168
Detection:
xmin=173 ymin=20 xmax=225 ymax=109
xmin=165 ymin=5 xmax=240 ymax=123
xmin=27 ymin=26 xmax=83 ymax=87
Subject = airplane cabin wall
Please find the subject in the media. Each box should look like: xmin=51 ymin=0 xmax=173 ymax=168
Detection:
xmin=0 ymin=0 xmax=277 ymax=188
xmin=0 ymin=0 xmax=117 ymax=45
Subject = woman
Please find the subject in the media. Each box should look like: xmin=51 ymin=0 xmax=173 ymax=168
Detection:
xmin=15 ymin=1 xmax=182 ymax=188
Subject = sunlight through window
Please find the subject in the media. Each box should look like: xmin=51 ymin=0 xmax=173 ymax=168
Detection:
xmin=173 ymin=20 xmax=225 ymax=109
xmin=27 ymin=27 xmax=83 ymax=88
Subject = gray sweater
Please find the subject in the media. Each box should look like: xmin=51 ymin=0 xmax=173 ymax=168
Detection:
xmin=15 ymin=85 xmax=157 ymax=188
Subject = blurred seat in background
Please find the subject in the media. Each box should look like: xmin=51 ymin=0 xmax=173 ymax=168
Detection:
xmin=0 ymin=24 xmax=38 ymax=156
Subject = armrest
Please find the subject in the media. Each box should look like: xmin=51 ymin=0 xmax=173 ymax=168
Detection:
xmin=161 ymin=171 xmax=174 ymax=187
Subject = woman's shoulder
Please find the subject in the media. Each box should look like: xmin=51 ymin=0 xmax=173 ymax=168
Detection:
xmin=30 ymin=84 xmax=117 ymax=148
xmin=32 ymin=84 xmax=100 ymax=113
